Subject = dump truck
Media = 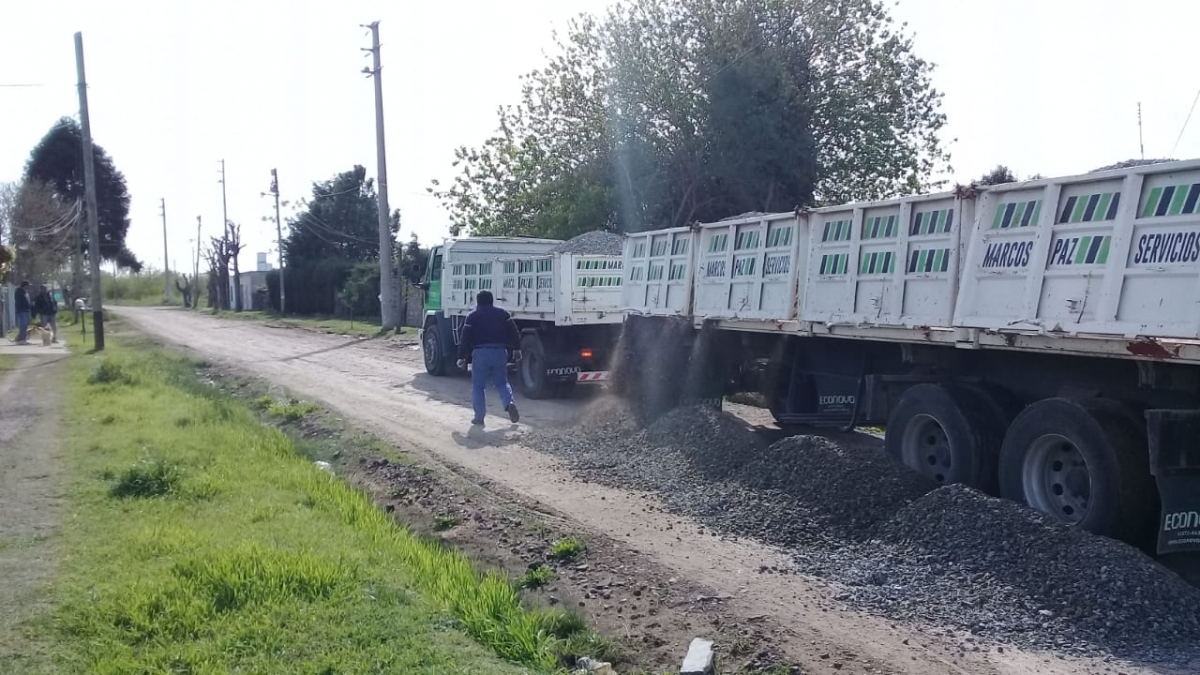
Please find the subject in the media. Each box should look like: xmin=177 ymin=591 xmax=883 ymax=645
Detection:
xmin=418 ymin=235 xmax=625 ymax=398
xmin=616 ymin=159 xmax=1200 ymax=558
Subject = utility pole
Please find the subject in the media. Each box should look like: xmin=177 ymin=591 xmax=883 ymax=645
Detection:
xmin=71 ymin=203 xmax=83 ymax=306
xmin=362 ymin=21 xmax=398 ymax=330
xmin=218 ymin=159 xmax=239 ymax=311
xmin=160 ymin=198 xmax=171 ymax=303
xmin=268 ymin=169 xmax=286 ymax=315
xmin=75 ymin=32 xmax=104 ymax=350
xmin=1138 ymin=102 xmax=1145 ymax=160
xmin=194 ymin=215 xmax=202 ymax=308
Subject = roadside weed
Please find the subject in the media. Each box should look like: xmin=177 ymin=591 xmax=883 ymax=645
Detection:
xmin=550 ymin=537 xmax=586 ymax=561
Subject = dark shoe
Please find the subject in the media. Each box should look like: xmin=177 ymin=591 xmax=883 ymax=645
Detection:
xmin=507 ymin=403 xmax=520 ymax=423
xmin=471 ymin=419 xmax=484 ymax=426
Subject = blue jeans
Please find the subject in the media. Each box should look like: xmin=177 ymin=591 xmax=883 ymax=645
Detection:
xmin=471 ymin=346 xmax=514 ymax=423
xmin=16 ymin=311 xmax=30 ymax=342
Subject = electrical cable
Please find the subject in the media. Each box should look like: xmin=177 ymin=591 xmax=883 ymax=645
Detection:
xmin=1169 ymin=89 xmax=1200 ymax=158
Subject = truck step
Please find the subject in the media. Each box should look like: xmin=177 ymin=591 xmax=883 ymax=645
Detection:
xmin=774 ymin=412 xmax=855 ymax=428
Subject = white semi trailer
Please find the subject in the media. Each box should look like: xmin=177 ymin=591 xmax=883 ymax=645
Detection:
xmin=419 ymin=236 xmax=625 ymax=399
xmin=616 ymin=159 xmax=1200 ymax=558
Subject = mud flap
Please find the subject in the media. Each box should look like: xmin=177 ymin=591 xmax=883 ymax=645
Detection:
xmin=1146 ymin=409 xmax=1200 ymax=554
xmin=679 ymin=322 xmax=726 ymax=411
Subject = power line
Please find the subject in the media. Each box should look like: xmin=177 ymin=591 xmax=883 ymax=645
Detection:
xmin=1169 ymin=89 xmax=1200 ymax=158
xmin=290 ymin=210 xmax=379 ymax=246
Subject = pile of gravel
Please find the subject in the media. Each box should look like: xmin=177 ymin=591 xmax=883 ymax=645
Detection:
xmin=733 ymin=436 xmax=935 ymax=539
xmin=528 ymin=405 xmax=929 ymax=547
xmin=645 ymin=405 xmax=762 ymax=478
xmin=525 ymin=397 xmax=1200 ymax=665
xmin=856 ymin=484 xmax=1200 ymax=657
xmin=552 ymin=230 xmax=624 ymax=256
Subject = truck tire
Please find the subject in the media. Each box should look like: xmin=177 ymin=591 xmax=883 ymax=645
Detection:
xmin=998 ymin=398 xmax=1155 ymax=544
xmin=423 ymin=326 xmax=447 ymax=376
xmin=885 ymin=383 xmax=1005 ymax=491
xmin=519 ymin=333 xmax=552 ymax=400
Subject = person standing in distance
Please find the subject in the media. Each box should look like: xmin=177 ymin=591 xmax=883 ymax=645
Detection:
xmin=456 ymin=290 xmax=522 ymax=426
xmin=13 ymin=280 xmax=32 ymax=345
xmin=34 ymin=284 xmax=59 ymax=343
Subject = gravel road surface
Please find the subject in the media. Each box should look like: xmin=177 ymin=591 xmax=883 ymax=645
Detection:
xmin=114 ymin=307 xmax=1195 ymax=675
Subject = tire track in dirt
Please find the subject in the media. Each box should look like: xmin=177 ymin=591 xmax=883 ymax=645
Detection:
xmin=0 ymin=355 xmax=66 ymax=669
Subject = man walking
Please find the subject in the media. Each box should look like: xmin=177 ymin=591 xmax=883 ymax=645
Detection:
xmin=34 ymin=284 xmax=58 ymax=343
xmin=13 ymin=280 xmax=32 ymax=345
xmin=456 ymin=290 xmax=521 ymax=426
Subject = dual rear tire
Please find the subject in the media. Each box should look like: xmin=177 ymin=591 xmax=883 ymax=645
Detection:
xmin=886 ymin=384 xmax=1155 ymax=544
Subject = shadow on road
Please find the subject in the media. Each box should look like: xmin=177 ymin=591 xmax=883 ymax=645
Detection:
xmin=450 ymin=424 xmax=523 ymax=449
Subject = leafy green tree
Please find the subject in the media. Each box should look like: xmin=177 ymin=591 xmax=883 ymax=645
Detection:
xmin=25 ymin=117 xmax=141 ymax=270
xmin=284 ymin=165 xmax=398 ymax=262
xmin=434 ymin=0 xmax=948 ymax=237
xmin=280 ymin=166 xmax=400 ymax=316
xmin=977 ymin=166 xmax=1018 ymax=186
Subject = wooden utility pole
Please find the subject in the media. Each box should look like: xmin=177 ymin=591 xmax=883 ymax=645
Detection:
xmin=269 ymin=169 xmax=286 ymax=315
xmin=160 ymin=198 xmax=170 ymax=303
xmin=75 ymin=31 xmax=104 ymax=350
xmin=361 ymin=21 xmax=398 ymax=329
xmin=194 ymin=215 xmax=202 ymax=308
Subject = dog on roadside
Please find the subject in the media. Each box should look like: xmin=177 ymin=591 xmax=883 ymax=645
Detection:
xmin=32 ymin=325 xmax=52 ymax=346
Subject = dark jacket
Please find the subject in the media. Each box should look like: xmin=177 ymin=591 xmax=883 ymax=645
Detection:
xmin=34 ymin=291 xmax=58 ymax=316
xmin=14 ymin=287 xmax=32 ymax=313
xmin=458 ymin=304 xmax=521 ymax=359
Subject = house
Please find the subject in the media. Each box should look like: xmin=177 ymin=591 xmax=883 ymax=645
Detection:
xmin=230 ymin=253 xmax=272 ymax=311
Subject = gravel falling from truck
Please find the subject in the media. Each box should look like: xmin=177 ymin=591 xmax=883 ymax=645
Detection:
xmin=525 ymin=399 xmax=1200 ymax=666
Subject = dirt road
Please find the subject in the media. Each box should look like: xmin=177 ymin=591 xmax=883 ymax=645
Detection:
xmin=0 ymin=355 xmax=65 ymax=670
xmin=115 ymin=307 xmax=1149 ymax=675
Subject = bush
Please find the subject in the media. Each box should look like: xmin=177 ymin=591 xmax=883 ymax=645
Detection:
xmin=518 ymin=565 xmax=557 ymax=590
xmin=433 ymin=514 xmax=462 ymax=531
xmin=110 ymin=458 xmax=182 ymax=499
xmin=549 ymin=538 xmax=586 ymax=561
xmin=88 ymin=359 xmax=136 ymax=386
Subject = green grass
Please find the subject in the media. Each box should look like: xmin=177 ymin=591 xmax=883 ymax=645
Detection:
xmin=434 ymin=514 xmax=463 ymax=531
xmin=103 ymin=271 xmax=190 ymax=307
xmin=8 ymin=333 xmax=614 ymax=673
xmin=267 ymin=400 xmax=320 ymax=422
xmin=206 ymin=309 xmax=415 ymax=338
xmin=549 ymin=538 xmax=586 ymax=562
xmin=518 ymin=565 xmax=557 ymax=590
xmin=0 ymin=354 xmax=14 ymax=374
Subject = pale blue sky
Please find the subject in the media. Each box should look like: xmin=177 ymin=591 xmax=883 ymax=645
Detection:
xmin=2 ymin=0 xmax=1198 ymax=274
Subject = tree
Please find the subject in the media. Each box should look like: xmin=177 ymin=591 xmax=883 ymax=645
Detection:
xmin=284 ymin=166 xmax=398 ymax=263
xmin=205 ymin=236 xmax=232 ymax=310
xmin=0 ymin=180 xmax=76 ymax=283
xmin=24 ymin=117 xmax=141 ymax=270
xmin=399 ymin=232 xmax=430 ymax=283
xmin=977 ymin=165 xmax=1018 ymax=186
xmin=398 ymin=232 xmax=430 ymax=322
xmin=175 ymin=274 xmax=193 ymax=308
xmin=280 ymin=166 xmax=400 ymax=317
xmin=226 ymin=221 xmax=244 ymax=311
xmin=434 ymin=0 xmax=948 ymax=238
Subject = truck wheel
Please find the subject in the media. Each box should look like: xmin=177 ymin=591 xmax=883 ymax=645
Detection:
xmin=885 ymin=383 xmax=1004 ymax=491
xmin=999 ymin=398 xmax=1155 ymax=543
xmin=519 ymin=333 xmax=552 ymax=400
xmin=423 ymin=327 xmax=446 ymax=376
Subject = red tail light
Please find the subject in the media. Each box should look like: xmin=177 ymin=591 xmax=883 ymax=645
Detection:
xmin=580 ymin=348 xmax=594 ymax=359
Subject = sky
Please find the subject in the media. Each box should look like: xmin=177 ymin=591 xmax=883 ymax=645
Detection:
xmin=2 ymin=0 xmax=1199 ymax=276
